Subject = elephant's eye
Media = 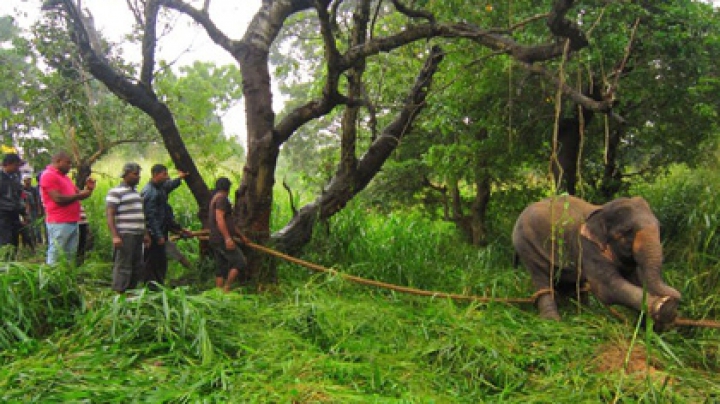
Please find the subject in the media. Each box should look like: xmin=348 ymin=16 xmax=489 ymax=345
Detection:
xmin=614 ymin=227 xmax=633 ymax=241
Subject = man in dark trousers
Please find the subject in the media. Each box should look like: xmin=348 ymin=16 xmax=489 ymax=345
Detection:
xmin=141 ymin=164 xmax=191 ymax=289
xmin=22 ymin=174 xmax=44 ymax=245
xmin=0 ymin=153 xmax=26 ymax=258
xmin=208 ymin=177 xmax=249 ymax=292
xmin=106 ymin=163 xmax=148 ymax=293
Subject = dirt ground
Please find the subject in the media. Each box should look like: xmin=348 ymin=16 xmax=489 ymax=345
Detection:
xmin=592 ymin=342 xmax=672 ymax=385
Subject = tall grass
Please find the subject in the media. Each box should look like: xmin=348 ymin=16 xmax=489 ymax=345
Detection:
xmin=1 ymin=162 xmax=719 ymax=402
xmin=301 ymin=203 xmax=530 ymax=300
xmin=0 ymin=261 xmax=82 ymax=352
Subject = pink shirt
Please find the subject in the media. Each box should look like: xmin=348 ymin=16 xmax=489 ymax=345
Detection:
xmin=40 ymin=165 xmax=80 ymax=223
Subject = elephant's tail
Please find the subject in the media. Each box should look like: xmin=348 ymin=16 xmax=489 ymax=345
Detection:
xmin=513 ymin=253 xmax=520 ymax=268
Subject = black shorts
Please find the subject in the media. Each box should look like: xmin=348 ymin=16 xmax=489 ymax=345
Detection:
xmin=210 ymin=242 xmax=247 ymax=278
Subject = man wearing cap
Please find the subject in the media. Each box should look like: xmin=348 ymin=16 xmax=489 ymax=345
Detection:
xmin=39 ymin=151 xmax=96 ymax=265
xmin=106 ymin=163 xmax=148 ymax=293
xmin=0 ymin=153 xmax=26 ymax=255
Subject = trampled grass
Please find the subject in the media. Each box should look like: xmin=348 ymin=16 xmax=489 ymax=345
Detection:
xmin=2 ymin=274 xmax=718 ymax=402
xmin=2 ymin=202 xmax=719 ymax=402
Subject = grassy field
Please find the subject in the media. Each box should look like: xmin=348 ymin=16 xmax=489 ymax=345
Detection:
xmin=2 ymin=198 xmax=719 ymax=403
xmin=2 ymin=159 xmax=720 ymax=402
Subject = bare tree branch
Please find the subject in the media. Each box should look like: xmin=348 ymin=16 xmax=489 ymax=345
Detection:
xmin=521 ymin=62 xmax=614 ymax=112
xmin=160 ymin=0 xmax=243 ymax=55
xmin=546 ymin=0 xmax=588 ymax=51
xmin=140 ymin=0 xmax=159 ymax=87
xmin=55 ymin=0 xmax=211 ymax=209
xmin=390 ymin=0 xmax=436 ymax=25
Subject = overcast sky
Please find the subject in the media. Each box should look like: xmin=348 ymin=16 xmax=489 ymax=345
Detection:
xmin=3 ymin=1 xmax=718 ymax=141
xmin=1 ymin=0 xmax=262 ymax=141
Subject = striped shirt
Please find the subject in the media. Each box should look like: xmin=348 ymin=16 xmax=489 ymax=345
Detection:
xmin=79 ymin=204 xmax=88 ymax=225
xmin=106 ymin=183 xmax=145 ymax=234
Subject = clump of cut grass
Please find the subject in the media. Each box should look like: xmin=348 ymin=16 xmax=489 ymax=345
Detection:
xmin=0 ymin=261 xmax=82 ymax=352
xmin=2 ymin=270 xmax=719 ymax=402
xmin=75 ymin=287 xmax=223 ymax=364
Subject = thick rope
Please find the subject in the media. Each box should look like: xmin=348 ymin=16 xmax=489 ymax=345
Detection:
xmin=245 ymin=241 xmax=536 ymax=304
xmin=674 ymin=317 xmax=720 ymax=329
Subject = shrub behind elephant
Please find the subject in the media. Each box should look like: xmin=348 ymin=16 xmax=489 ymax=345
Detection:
xmin=512 ymin=195 xmax=681 ymax=329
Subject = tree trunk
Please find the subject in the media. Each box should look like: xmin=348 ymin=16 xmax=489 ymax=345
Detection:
xmin=552 ymin=117 xmax=581 ymax=195
xmin=74 ymin=161 xmax=92 ymax=189
xmin=273 ymin=46 xmax=445 ymax=254
xmin=599 ymin=126 xmax=624 ymax=199
xmin=469 ymin=175 xmax=491 ymax=246
xmin=552 ymin=82 xmax=602 ymax=195
xmin=234 ymin=44 xmax=279 ymax=284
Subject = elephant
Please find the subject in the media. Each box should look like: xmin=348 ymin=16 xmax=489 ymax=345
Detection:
xmin=512 ymin=195 xmax=681 ymax=328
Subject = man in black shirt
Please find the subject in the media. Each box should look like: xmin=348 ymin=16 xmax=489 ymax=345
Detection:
xmin=141 ymin=164 xmax=191 ymax=288
xmin=0 ymin=154 xmax=26 ymax=257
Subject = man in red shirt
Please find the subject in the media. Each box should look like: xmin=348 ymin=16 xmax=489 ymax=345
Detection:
xmin=39 ymin=151 xmax=96 ymax=265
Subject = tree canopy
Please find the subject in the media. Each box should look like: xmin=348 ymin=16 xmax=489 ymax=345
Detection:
xmin=1 ymin=0 xmax=715 ymax=279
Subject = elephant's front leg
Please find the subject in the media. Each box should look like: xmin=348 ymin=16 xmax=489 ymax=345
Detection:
xmin=530 ymin=271 xmax=561 ymax=321
xmin=589 ymin=267 xmax=678 ymax=325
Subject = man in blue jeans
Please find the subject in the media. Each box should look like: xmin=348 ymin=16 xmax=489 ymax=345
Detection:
xmin=39 ymin=151 xmax=96 ymax=265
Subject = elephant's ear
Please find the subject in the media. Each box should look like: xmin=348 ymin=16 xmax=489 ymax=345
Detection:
xmin=584 ymin=208 xmax=608 ymax=245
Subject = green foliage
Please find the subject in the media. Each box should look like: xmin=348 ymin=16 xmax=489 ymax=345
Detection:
xmin=579 ymin=0 xmax=720 ymax=190
xmin=22 ymin=10 xmax=157 ymax=170
xmin=0 ymin=15 xmax=39 ymax=146
xmin=2 ymin=177 xmax=720 ymax=401
xmin=155 ymin=61 xmax=246 ymax=173
xmin=3 ymin=1 xmax=720 ymax=399
xmin=0 ymin=262 xmax=83 ymax=351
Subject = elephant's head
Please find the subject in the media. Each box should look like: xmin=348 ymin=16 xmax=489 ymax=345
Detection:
xmin=584 ymin=197 xmax=681 ymax=302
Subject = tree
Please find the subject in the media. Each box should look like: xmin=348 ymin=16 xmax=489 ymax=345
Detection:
xmin=0 ymin=15 xmax=39 ymax=149
xmin=587 ymin=1 xmax=720 ymax=199
xmin=49 ymin=0 xmax=614 ymax=283
xmin=42 ymin=0 xmax=211 ymax=203
xmin=353 ymin=0 xmax=720 ymax=244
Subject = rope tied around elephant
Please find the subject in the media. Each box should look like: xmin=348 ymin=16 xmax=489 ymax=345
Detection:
xmin=243 ymin=240 xmax=720 ymax=329
xmin=178 ymin=231 xmax=720 ymax=329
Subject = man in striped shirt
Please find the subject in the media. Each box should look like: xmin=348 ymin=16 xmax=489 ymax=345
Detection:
xmin=106 ymin=163 xmax=148 ymax=293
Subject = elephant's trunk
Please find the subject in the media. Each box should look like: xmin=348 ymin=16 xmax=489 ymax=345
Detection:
xmin=632 ymin=227 xmax=682 ymax=300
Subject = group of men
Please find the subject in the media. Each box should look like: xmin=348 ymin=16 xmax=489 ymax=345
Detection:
xmin=1 ymin=150 xmax=249 ymax=294
xmin=1 ymin=151 xmax=93 ymax=263
xmin=106 ymin=164 xmax=249 ymax=293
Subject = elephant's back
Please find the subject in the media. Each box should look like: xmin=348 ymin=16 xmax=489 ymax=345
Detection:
xmin=512 ymin=195 xmax=598 ymax=244
xmin=517 ymin=195 xmax=596 ymax=222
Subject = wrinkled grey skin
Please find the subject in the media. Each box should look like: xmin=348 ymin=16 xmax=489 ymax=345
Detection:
xmin=512 ymin=195 xmax=681 ymax=327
